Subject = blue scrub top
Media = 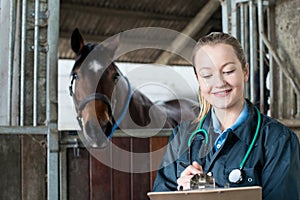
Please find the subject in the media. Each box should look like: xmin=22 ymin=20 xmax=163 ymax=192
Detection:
xmin=152 ymin=100 xmax=300 ymax=200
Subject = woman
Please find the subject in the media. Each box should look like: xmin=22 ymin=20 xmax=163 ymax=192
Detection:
xmin=152 ymin=32 xmax=300 ymax=200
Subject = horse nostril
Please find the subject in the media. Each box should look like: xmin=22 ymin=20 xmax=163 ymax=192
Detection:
xmin=81 ymin=120 xmax=109 ymax=148
xmin=99 ymin=121 xmax=111 ymax=137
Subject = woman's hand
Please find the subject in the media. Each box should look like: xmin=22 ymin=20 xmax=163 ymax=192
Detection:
xmin=177 ymin=161 xmax=203 ymax=191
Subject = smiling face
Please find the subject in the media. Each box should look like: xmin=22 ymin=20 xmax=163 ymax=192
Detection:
xmin=194 ymin=43 xmax=249 ymax=113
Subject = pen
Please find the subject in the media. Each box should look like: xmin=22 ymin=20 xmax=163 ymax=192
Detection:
xmin=179 ymin=161 xmax=189 ymax=168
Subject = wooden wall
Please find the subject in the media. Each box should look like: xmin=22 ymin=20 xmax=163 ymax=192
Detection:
xmin=67 ymin=136 xmax=169 ymax=200
xmin=0 ymin=135 xmax=46 ymax=200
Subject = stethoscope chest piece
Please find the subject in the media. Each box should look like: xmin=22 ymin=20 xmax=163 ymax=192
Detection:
xmin=228 ymin=168 xmax=243 ymax=183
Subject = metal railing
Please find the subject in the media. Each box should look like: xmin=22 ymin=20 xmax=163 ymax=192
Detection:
xmin=221 ymin=0 xmax=299 ymax=120
xmin=0 ymin=0 xmax=59 ymax=199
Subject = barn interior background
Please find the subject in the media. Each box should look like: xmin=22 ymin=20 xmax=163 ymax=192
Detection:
xmin=0 ymin=0 xmax=299 ymax=199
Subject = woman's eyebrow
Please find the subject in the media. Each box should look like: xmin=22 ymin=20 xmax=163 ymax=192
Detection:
xmin=198 ymin=66 xmax=212 ymax=70
xmin=221 ymin=61 xmax=236 ymax=68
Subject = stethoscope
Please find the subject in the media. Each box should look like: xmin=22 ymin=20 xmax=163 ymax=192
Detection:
xmin=187 ymin=107 xmax=261 ymax=184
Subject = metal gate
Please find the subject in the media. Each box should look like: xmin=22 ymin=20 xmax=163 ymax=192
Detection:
xmin=222 ymin=0 xmax=300 ymax=123
xmin=1 ymin=1 xmax=299 ymax=200
xmin=0 ymin=0 xmax=59 ymax=199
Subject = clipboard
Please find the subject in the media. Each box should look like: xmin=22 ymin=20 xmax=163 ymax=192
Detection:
xmin=147 ymin=186 xmax=262 ymax=200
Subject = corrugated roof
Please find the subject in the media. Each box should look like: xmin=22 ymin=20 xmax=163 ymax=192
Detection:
xmin=59 ymin=0 xmax=222 ymax=65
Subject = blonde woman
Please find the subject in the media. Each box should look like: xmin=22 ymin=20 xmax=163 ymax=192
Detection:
xmin=152 ymin=32 xmax=300 ymax=200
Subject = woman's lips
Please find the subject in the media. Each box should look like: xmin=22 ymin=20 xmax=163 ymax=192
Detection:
xmin=212 ymin=89 xmax=232 ymax=97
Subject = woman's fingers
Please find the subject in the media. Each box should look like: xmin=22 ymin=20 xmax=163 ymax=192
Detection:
xmin=180 ymin=162 xmax=203 ymax=177
xmin=177 ymin=175 xmax=194 ymax=190
xmin=192 ymin=161 xmax=203 ymax=172
xmin=177 ymin=161 xmax=204 ymax=191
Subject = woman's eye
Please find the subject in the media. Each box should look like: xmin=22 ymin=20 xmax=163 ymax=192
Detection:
xmin=200 ymin=74 xmax=212 ymax=79
xmin=223 ymin=70 xmax=234 ymax=75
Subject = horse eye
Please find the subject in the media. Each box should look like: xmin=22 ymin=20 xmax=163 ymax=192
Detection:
xmin=73 ymin=73 xmax=79 ymax=80
xmin=113 ymin=73 xmax=120 ymax=81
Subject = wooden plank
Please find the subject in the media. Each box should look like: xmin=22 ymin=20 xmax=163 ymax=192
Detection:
xmin=0 ymin=135 xmax=21 ymax=200
xmin=131 ymin=137 xmax=150 ymax=200
xmin=149 ymin=137 xmax=169 ymax=190
xmin=67 ymin=148 xmax=90 ymax=200
xmin=112 ymin=137 xmax=131 ymax=200
xmin=21 ymin=135 xmax=46 ymax=200
xmin=90 ymin=151 xmax=112 ymax=200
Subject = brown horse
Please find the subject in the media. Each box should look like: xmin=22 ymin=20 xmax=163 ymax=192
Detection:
xmin=69 ymin=28 xmax=199 ymax=148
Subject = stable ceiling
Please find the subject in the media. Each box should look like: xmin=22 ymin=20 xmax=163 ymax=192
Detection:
xmin=59 ymin=0 xmax=222 ymax=65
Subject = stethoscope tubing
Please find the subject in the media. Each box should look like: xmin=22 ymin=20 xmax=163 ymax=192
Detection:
xmin=188 ymin=115 xmax=208 ymax=147
xmin=239 ymin=107 xmax=261 ymax=169
xmin=187 ymin=106 xmax=261 ymax=177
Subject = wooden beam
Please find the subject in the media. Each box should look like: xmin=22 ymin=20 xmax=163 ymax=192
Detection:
xmin=155 ymin=0 xmax=220 ymax=65
xmin=60 ymin=3 xmax=191 ymax=22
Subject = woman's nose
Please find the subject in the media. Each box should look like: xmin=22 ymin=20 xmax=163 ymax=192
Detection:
xmin=213 ymin=74 xmax=226 ymax=87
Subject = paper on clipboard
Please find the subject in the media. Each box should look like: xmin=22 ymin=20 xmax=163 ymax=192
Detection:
xmin=147 ymin=186 xmax=262 ymax=200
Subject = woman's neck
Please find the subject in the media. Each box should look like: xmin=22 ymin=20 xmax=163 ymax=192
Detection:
xmin=213 ymin=101 xmax=245 ymax=131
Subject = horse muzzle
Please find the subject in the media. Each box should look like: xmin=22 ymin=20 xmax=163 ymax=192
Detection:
xmin=77 ymin=117 xmax=110 ymax=149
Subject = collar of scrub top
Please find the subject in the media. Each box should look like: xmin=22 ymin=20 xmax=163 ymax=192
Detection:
xmin=211 ymin=100 xmax=250 ymax=151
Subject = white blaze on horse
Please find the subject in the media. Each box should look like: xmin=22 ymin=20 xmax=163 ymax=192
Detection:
xmin=69 ymin=28 xmax=199 ymax=148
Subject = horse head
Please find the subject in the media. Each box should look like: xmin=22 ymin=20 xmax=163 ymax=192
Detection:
xmin=69 ymin=28 xmax=200 ymax=148
xmin=70 ymin=28 xmax=124 ymax=148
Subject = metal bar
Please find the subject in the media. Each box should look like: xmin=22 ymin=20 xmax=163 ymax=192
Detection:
xmin=0 ymin=126 xmax=47 ymax=135
xmin=240 ymin=4 xmax=245 ymax=52
xmin=240 ymin=3 xmax=249 ymax=99
xmin=221 ymin=0 xmax=229 ymax=33
xmin=33 ymin=0 xmax=40 ymax=126
xmin=60 ymin=149 xmax=67 ymax=200
xmin=236 ymin=0 xmax=270 ymax=6
xmin=266 ymin=3 xmax=279 ymax=118
xmin=249 ymin=0 xmax=257 ymax=103
xmin=290 ymin=83 xmax=295 ymax=118
xmin=46 ymin=1 xmax=59 ymax=124
xmin=267 ymin=4 xmax=274 ymax=117
xmin=258 ymin=0 xmax=265 ymax=113
xmin=243 ymin=3 xmax=250 ymax=99
xmin=60 ymin=129 xmax=173 ymax=148
xmin=8 ymin=0 xmax=16 ymax=125
xmin=279 ymin=65 xmax=284 ymax=118
xmin=11 ymin=0 xmax=21 ymax=126
xmin=47 ymin=0 xmax=60 ymax=199
xmin=20 ymin=0 xmax=27 ymax=126
xmin=47 ymin=124 xmax=59 ymax=200
xmin=231 ymin=0 xmax=237 ymax=37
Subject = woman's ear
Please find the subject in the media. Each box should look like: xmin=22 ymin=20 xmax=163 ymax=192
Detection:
xmin=244 ymin=63 xmax=249 ymax=82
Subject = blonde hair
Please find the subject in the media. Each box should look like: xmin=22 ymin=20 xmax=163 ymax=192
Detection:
xmin=192 ymin=32 xmax=247 ymax=122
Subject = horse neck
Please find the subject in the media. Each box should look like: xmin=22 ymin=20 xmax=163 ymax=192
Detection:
xmin=126 ymin=88 xmax=155 ymax=126
xmin=129 ymin=89 xmax=154 ymax=112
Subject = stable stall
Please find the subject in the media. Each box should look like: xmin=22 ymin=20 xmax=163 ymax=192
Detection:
xmin=0 ymin=0 xmax=299 ymax=200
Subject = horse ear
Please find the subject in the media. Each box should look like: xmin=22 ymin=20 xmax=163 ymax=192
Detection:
xmin=71 ymin=28 xmax=84 ymax=55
